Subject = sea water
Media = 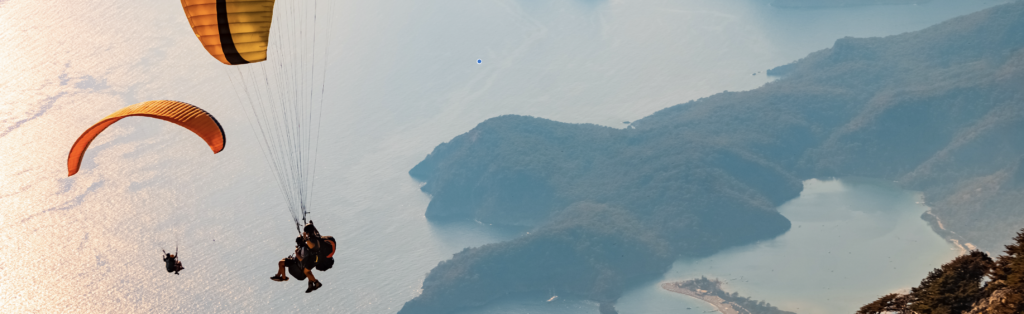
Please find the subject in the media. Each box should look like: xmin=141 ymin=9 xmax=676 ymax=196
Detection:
xmin=614 ymin=178 xmax=961 ymax=314
xmin=0 ymin=0 xmax=1001 ymax=312
xmin=467 ymin=179 xmax=961 ymax=314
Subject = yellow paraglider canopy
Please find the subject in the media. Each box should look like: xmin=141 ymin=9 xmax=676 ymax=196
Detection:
xmin=180 ymin=0 xmax=333 ymax=231
xmin=67 ymin=100 xmax=226 ymax=176
xmin=181 ymin=0 xmax=275 ymax=65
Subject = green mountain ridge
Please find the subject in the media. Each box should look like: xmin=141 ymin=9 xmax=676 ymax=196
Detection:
xmin=402 ymin=1 xmax=1024 ymax=313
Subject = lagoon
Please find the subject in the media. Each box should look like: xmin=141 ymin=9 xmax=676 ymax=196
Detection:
xmin=616 ymin=178 xmax=959 ymax=314
xmin=461 ymin=179 xmax=959 ymax=314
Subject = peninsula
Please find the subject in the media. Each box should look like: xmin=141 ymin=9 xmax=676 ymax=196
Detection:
xmin=662 ymin=277 xmax=795 ymax=314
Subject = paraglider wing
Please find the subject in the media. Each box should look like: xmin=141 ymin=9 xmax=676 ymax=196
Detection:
xmin=67 ymin=100 xmax=226 ymax=176
xmin=181 ymin=0 xmax=276 ymax=65
xmin=182 ymin=0 xmax=332 ymax=230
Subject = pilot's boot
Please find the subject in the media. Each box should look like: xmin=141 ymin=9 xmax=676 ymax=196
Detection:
xmin=305 ymin=280 xmax=322 ymax=293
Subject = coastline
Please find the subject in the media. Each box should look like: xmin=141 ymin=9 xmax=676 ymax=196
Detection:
xmin=661 ymin=282 xmax=742 ymax=314
xmin=921 ymin=209 xmax=977 ymax=255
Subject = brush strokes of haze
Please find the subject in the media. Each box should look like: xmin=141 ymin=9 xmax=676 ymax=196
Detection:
xmin=0 ymin=0 xmax=1004 ymax=313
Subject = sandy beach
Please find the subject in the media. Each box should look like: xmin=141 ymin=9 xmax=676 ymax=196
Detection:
xmin=661 ymin=282 xmax=744 ymax=314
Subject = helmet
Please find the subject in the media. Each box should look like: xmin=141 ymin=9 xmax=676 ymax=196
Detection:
xmin=303 ymin=223 xmax=320 ymax=238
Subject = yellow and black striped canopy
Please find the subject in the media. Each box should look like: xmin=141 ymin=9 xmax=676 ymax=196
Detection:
xmin=181 ymin=0 xmax=275 ymax=65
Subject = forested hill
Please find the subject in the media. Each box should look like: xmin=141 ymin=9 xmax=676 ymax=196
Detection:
xmin=632 ymin=0 xmax=1024 ymax=251
xmin=401 ymin=1 xmax=1024 ymax=313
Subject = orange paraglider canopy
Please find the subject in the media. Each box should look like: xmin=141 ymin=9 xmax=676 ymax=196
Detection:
xmin=67 ymin=100 xmax=226 ymax=176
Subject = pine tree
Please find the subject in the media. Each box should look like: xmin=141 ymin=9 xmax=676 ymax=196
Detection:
xmin=909 ymin=250 xmax=994 ymax=314
xmin=985 ymin=230 xmax=1024 ymax=313
xmin=856 ymin=293 xmax=912 ymax=314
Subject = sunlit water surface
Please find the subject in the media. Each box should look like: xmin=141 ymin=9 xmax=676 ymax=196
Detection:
xmin=0 ymin=0 xmax=1000 ymax=312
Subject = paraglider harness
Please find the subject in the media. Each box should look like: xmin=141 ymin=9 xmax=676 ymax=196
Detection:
xmin=301 ymin=221 xmax=337 ymax=272
xmin=162 ymin=246 xmax=184 ymax=275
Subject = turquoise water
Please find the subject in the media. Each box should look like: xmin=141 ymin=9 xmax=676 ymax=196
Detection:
xmin=0 ymin=0 xmax=997 ymax=312
xmin=616 ymin=178 xmax=959 ymax=314
xmin=465 ymin=179 xmax=959 ymax=314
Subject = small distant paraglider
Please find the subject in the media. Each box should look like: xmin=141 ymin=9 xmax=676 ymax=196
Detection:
xmin=163 ymin=246 xmax=184 ymax=275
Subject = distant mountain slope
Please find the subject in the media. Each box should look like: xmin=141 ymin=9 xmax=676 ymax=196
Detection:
xmin=402 ymin=1 xmax=1024 ymax=313
xmin=634 ymin=0 xmax=1024 ymax=251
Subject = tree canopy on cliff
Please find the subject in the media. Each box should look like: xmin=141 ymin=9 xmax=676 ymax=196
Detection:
xmin=858 ymin=228 xmax=1024 ymax=314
